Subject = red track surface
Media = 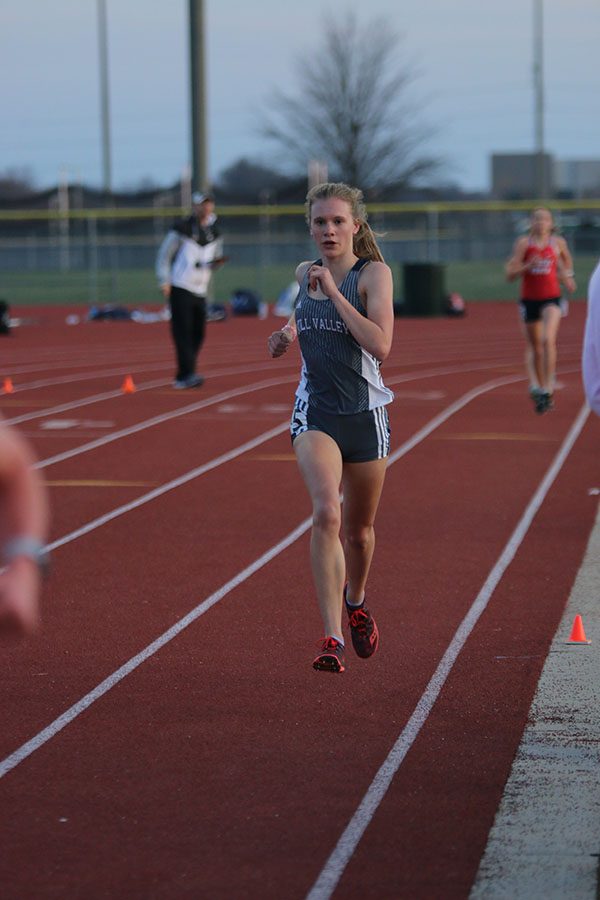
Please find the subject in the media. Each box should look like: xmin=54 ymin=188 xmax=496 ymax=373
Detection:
xmin=0 ymin=303 xmax=597 ymax=899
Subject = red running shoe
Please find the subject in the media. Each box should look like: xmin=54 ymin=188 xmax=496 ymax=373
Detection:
xmin=313 ymin=637 xmax=346 ymax=673
xmin=345 ymin=590 xmax=380 ymax=659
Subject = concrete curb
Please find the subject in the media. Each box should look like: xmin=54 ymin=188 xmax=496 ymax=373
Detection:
xmin=471 ymin=501 xmax=600 ymax=899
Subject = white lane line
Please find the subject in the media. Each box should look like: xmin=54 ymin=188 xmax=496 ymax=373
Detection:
xmin=1 ymin=347 xmax=515 ymax=405
xmin=3 ymin=360 xmax=297 ymax=426
xmin=5 ymin=351 xmax=578 ymax=444
xmin=0 ymin=518 xmax=314 ymax=780
xmin=3 ymin=364 xmax=172 ymax=395
xmin=46 ymin=375 xmax=523 ymax=553
xmin=46 ymin=421 xmax=290 ymax=552
xmin=1 ymin=359 xmax=156 ymax=378
xmin=4 ymin=361 xmax=469 ymax=429
xmin=34 ymin=376 xmax=298 ymax=470
xmin=5 ymin=378 xmax=171 ymax=426
xmin=305 ymin=402 xmax=591 ymax=900
xmin=386 ymin=374 xmax=524 ymax=462
xmin=0 ymin=374 xmax=522 ymax=780
xmin=30 ymin=361 xmax=525 ymax=470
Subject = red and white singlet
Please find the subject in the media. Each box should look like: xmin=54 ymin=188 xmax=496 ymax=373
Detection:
xmin=521 ymin=238 xmax=561 ymax=300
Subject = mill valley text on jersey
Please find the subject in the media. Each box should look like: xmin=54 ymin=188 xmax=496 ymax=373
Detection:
xmin=294 ymin=259 xmax=394 ymax=415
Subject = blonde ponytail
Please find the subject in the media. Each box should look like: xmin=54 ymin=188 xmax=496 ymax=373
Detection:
xmin=354 ymin=221 xmax=384 ymax=262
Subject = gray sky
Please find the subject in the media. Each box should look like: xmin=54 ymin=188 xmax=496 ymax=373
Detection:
xmin=1 ymin=0 xmax=599 ymax=192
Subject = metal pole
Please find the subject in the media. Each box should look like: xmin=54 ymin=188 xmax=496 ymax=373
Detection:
xmin=97 ymin=0 xmax=112 ymax=193
xmin=427 ymin=207 xmax=439 ymax=262
xmin=97 ymin=0 xmax=119 ymax=302
xmin=87 ymin=215 xmax=99 ymax=307
xmin=533 ymin=0 xmax=546 ymax=197
xmin=58 ymin=169 xmax=70 ymax=272
xmin=189 ymin=0 xmax=207 ymax=192
xmin=308 ymin=160 xmax=328 ymax=189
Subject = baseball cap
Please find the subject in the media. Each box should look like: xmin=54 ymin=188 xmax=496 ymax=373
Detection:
xmin=192 ymin=191 xmax=214 ymax=204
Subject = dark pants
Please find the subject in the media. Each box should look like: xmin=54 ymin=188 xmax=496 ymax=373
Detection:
xmin=169 ymin=287 xmax=207 ymax=380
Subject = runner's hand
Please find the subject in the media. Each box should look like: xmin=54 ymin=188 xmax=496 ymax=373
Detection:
xmin=268 ymin=330 xmax=293 ymax=358
xmin=309 ymin=264 xmax=336 ymax=297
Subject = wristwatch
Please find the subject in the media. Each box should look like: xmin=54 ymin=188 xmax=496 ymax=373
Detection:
xmin=3 ymin=537 xmax=50 ymax=577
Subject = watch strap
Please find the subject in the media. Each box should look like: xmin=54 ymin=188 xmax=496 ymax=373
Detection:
xmin=3 ymin=537 xmax=50 ymax=575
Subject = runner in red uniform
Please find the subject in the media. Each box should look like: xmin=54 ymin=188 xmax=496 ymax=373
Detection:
xmin=506 ymin=208 xmax=576 ymax=413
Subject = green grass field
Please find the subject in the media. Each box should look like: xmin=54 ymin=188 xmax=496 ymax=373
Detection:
xmin=1 ymin=257 xmax=597 ymax=308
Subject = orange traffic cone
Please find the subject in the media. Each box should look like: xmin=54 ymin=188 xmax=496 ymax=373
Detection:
xmin=566 ymin=614 xmax=591 ymax=644
xmin=2 ymin=377 xmax=14 ymax=393
xmin=121 ymin=375 xmax=136 ymax=394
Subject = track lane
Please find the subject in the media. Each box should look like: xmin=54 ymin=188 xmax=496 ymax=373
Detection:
xmin=7 ymin=361 xmax=543 ymax=544
xmin=307 ymin=402 xmax=592 ymax=899
xmin=0 ymin=303 xmax=595 ymax=898
xmin=0 ymin=374 xmax=525 ymax=754
xmin=0 ymin=405 xmax=596 ymax=899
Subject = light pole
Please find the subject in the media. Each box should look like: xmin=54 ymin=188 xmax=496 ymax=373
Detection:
xmin=96 ymin=0 xmax=117 ymax=302
xmin=189 ymin=0 xmax=208 ymax=193
xmin=97 ymin=0 xmax=112 ymax=194
xmin=533 ymin=0 xmax=546 ymax=198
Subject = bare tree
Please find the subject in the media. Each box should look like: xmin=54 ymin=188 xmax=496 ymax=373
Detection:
xmin=0 ymin=167 xmax=36 ymax=200
xmin=261 ymin=15 xmax=440 ymax=193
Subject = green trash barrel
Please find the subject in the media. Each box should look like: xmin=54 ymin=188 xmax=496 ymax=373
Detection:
xmin=402 ymin=263 xmax=446 ymax=316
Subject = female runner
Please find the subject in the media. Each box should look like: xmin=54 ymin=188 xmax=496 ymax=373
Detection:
xmin=268 ymin=183 xmax=394 ymax=673
xmin=506 ymin=207 xmax=576 ymax=413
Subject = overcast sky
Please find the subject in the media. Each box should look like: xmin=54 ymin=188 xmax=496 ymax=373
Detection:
xmin=1 ymin=0 xmax=599 ymax=193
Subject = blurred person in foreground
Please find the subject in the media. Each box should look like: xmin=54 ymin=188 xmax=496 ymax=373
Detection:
xmin=267 ymin=182 xmax=394 ymax=674
xmin=156 ymin=192 xmax=227 ymax=389
xmin=583 ymin=260 xmax=600 ymax=416
xmin=0 ymin=418 xmax=49 ymax=638
xmin=505 ymin=207 xmax=576 ymax=414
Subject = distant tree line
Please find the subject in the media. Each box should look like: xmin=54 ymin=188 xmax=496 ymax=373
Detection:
xmin=0 ymin=158 xmax=484 ymax=209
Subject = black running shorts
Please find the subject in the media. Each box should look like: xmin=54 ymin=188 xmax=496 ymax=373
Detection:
xmin=519 ymin=297 xmax=561 ymax=323
xmin=290 ymin=399 xmax=390 ymax=462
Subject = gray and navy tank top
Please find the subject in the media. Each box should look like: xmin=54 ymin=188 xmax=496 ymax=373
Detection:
xmin=294 ymin=258 xmax=394 ymax=415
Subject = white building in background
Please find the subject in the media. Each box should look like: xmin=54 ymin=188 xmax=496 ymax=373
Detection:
xmin=491 ymin=153 xmax=600 ymax=199
xmin=554 ymin=160 xmax=600 ymax=198
xmin=491 ymin=153 xmax=555 ymax=199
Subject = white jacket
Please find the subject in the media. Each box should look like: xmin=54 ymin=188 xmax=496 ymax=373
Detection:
xmin=156 ymin=227 xmax=223 ymax=297
xmin=583 ymin=261 xmax=600 ymax=416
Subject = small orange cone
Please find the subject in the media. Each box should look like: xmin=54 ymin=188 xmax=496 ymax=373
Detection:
xmin=121 ymin=375 xmax=136 ymax=394
xmin=566 ymin=614 xmax=591 ymax=644
xmin=2 ymin=377 xmax=14 ymax=394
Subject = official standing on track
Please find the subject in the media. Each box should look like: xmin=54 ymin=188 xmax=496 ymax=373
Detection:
xmin=505 ymin=207 xmax=576 ymax=414
xmin=583 ymin=259 xmax=600 ymax=416
xmin=268 ymin=182 xmax=394 ymax=673
xmin=0 ymin=418 xmax=49 ymax=638
xmin=156 ymin=192 xmax=226 ymax=389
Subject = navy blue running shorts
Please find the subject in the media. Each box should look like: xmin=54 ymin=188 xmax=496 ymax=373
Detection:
xmin=519 ymin=297 xmax=561 ymax=323
xmin=290 ymin=399 xmax=390 ymax=462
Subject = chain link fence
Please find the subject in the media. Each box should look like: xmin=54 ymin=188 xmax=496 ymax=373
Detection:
xmin=1 ymin=201 xmax=599 ymax=306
